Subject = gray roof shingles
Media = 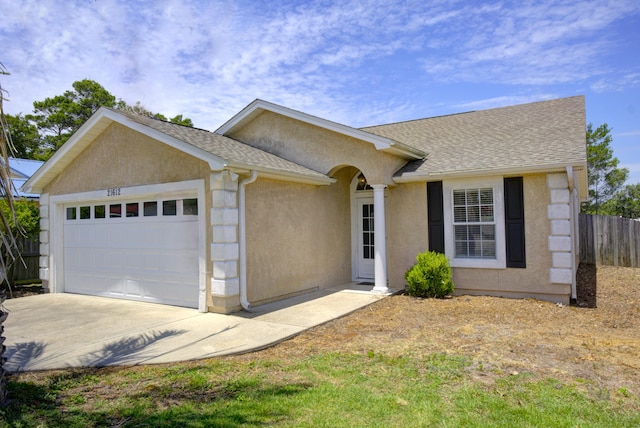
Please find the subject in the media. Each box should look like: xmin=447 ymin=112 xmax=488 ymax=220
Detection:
xmin=361 ymin=96 xmax=587 ymax=178
xmin=114 ymin=109 xmax=329 ymax=180
xmin=112 ymin=96 xmax=586 ymax=182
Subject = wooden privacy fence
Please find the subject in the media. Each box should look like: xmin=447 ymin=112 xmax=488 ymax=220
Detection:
xmin=579 ymin=214 xmax=640 ymax=267
xmin=9 ymin=237 xmax=40 ymax=283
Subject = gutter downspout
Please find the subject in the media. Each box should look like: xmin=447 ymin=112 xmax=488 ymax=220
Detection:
xmin=239 ymin=170 xmax=258 ymax=311
xmin=567 ymin=166 xmax=577 ymax=301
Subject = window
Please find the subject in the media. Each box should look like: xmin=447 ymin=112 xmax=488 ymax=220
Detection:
xmin=362 ymin=203 xmax=374 ymax=259
xmin=443 ymin=177 xmax=505 ymax=269
xmin=66 ymin=207 xmax=76 ymax=220
xmin=95 ymin=205 xmax=106 ymax=219
xmin=110 ymin=204 xmax=122 ymax=218
xmin=452 ymin=188 xmax=496 ymax=259
xmin=126 ymin=202 xmax=139 ymax=217
xmin=80 ymin=206 xmax=91 ymax=220
xmin=163 ymin=200 xmax=177 ymax=216
xmin=144 ymin=201 xmax=157 ymax=216
xmin=183 ymin=198 xmax=198 ymax=215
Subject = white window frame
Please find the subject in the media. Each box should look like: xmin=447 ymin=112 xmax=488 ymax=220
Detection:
xmin=443 ymin=177 xmax=506 ymax=269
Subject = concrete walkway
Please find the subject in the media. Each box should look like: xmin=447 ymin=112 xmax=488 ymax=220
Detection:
xmin=3 ymin=284 xmax=391 ymax=372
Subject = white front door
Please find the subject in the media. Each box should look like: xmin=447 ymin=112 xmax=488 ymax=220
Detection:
xmin=357 ymin=198 xmax=375 ymax=279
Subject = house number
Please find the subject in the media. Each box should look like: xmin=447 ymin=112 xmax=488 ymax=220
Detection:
xmin=107 ymin=187 xmax=121 ymax=197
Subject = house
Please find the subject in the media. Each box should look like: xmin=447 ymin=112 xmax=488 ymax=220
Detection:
xmin=7 ymin=157 xmax=44 ymax=200
xmin=22 ymin=96 xmax=587 ymax=313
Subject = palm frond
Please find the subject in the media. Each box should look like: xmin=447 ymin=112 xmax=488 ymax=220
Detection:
xmin=0 ymin=62 xmax=20 ymax=292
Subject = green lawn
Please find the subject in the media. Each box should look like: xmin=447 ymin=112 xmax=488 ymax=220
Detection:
xmin=2 ymin=351 xmax=639 ymax=427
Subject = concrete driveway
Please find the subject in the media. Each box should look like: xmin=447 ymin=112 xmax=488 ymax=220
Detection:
xmin=3 ymin=284 xmax=391 ymax=372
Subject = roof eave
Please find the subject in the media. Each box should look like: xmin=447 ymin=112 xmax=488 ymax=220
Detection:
xmin=383 ymin=143 xmax=426 ymax=160
xmin=228 ymin=162 xmax=336 ymax=186
xmin=393 ymin=162 xmax=588 ymax=184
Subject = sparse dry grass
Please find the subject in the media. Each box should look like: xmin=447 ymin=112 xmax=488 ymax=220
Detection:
xmin=5 ymin=266 xmax=639 ymax=426
xmin=251 ymin=265 xmax=640 ymax=397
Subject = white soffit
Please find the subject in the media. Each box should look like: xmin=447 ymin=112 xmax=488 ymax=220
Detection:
xmin=393 ymin=163 xmax=587 ymax=183
xmin=216 ymin=99 xmax=425 ymax=160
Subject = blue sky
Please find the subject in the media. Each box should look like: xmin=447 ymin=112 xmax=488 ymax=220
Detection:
xmin=2 ymin=0 xmax=639 ymax=183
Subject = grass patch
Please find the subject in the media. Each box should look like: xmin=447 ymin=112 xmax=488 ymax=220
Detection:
xmin=2 ymin=352 xmax=639 ymax=427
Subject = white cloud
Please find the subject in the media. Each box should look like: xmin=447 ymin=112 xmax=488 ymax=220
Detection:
xmin=420 ymin=0 xmax=639 ymax=86
xmin=1 ymin=0 xmax=639 ymax=131
xmin=591 ymin=73 xmax=640 ymax=93
xmin=451 ymin=94 xmax=560 ymax=112
xmin=616 ymin=130 xmax=640 ymax=138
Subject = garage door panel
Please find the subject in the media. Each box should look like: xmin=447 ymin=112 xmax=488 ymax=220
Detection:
xmin=63 ymin=198 xmax=200 ymax=308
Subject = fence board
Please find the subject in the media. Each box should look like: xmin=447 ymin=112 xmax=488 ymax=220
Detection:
xmin=6 ymin=237 xmax=40 ymax=283
xmin=579 ymin=214 xmax=640 ymax=267
xmin=11 ymin=255 xmax=39 ymax=282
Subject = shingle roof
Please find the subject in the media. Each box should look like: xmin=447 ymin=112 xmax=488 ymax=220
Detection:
xmin=113 ymin=109 xmax=330 ymax=181
xmin=361 ymin=96 xmax=587 ymax=178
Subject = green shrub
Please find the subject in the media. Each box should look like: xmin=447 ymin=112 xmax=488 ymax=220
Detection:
xmin=404 ymin=251 xmax=454 ymax=298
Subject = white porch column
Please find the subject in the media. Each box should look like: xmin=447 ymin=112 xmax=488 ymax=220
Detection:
xmin=371 ymin=184 xmax=388 ymax=293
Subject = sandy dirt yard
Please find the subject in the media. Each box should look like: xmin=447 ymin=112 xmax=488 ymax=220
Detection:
xmin=252 ymin=265 xmax=640 ymax=398
xmin=7 ymin=266 xmax=639 ymax=406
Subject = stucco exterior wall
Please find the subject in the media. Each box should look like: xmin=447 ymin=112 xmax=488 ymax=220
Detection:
xmin=386 ymin=182 xmax=429 ymax=289
xmin=451 ymin=174 xmax=569 ymax=302
xmin=40 ymin=122 xmax=214 ymax=310
xmin=244 ymin=169 xmax=353 ymax=305
xmin=43 ymin=123 xmax=211 ymax=196
xmin=228 ymin=111 xmax=406 ymax=185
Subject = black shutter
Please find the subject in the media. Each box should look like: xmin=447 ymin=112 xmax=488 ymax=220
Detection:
xmin=427 ymin=181 xmax=445 ymax=254
xmin=504 ymin=177 xmax=526 ymax=268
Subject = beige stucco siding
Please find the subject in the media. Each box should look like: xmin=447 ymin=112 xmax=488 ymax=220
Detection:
xmin=386 ymin=182 xmax=429 ymax=289
xmin=228 ymin=111 xmax=406 ymax=185
xmin=452 ymin=174 xmax=566 ymax=301
xmin=43 ymin=123 xmax=211 ymax=196
xmin=42 ymin=122 xmax=214 ymax=310
xmin=244 ymin=169 xmax=353 ymax=305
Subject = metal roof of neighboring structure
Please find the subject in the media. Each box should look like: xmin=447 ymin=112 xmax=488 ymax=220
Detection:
xmin=9 ymin=157 xmax=44 ymax=179
xmin=7 ymin=158 xmax=44 ymax=199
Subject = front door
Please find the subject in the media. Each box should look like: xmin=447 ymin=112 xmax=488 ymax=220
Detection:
xmin=357 ymin=198 xmax=375 ymax=279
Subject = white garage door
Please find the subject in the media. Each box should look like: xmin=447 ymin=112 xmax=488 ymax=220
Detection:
xmin=63 ymin=197 xmax=199 ymax=308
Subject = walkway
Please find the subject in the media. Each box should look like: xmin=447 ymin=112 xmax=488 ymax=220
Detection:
xmin=3 ymin=284 xmax=391 ymax=371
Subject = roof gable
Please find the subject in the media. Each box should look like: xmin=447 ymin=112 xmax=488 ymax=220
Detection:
xmin=23 ymin=108 xmax=334 ymax=194
xmin=216 ymin=99 xmax=425 ymax=160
